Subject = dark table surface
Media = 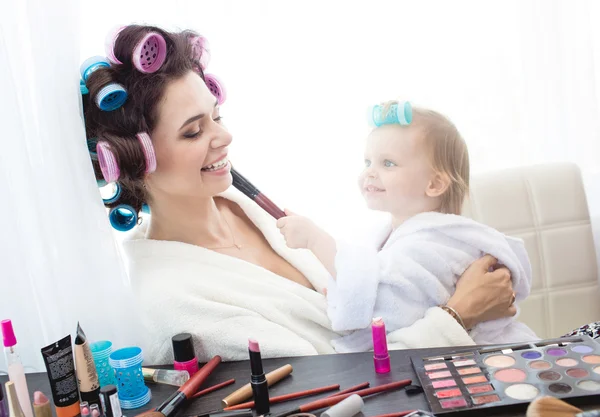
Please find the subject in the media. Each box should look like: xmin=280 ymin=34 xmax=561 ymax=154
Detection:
xmin=4 ymin=346 xmax=600 ymax=417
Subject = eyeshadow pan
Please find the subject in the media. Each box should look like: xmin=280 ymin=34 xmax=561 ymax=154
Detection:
xmin=462 ymin=375 xmax=488 ymax=384
xmin=528 ymin=360 xmax=552 ymax=370
xmin=548 ymin=383 xmax=572 ymax=394
xmin=483 ymin=355 xmax=515 ymax=368
xmin=538 ymin=370 xmax=561 ymax=381
xmin=440 ymin=397 xmax=467 ymax=409
xmin=432 ymin=379 xmax=457 ymax=389
xmin=495 ymin=368 xmax=527 ymax=383
xmin=593 ymin=365 xmax=600 ymax=375
xmin=556 ymin=358 xmax=579 ymax=367
xmin=566 ymin=368 xmax=589 ymax=378
xmin=453 ymin=359 xmax=476 ymax=367
xmin=505 ymin=383 xmax=539 ymax=400
xmin=435 ymin=388 xmax=462 ymax=398
xmin=467 ymin=384 xmax=494 ymax=394
xmin=471 ymin=394 xmax=500 ymax=405
xmin=577 ymin=380 xmax=600 ymax=392
xmin=521 ymin=351 xmax=542 ymax=360
xmin=582 ymin=355 xmax=600 ymax=364
xmin=427 ymin=370 xmax=452 ymax=379
xmin=424 ymin=362 xmax=447 ymax=371
xmin=457 ymin=367 xmax=481 ymax=375
xmin=546 ymin=348 xmax=567 ymax=356
xmin=572 ymin=345 xmax=594 ymax=354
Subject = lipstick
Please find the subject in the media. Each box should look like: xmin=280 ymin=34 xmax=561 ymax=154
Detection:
xmin=372 ymin=317 xmax=391 ymax=374
xmin=248 ymin=339 xmax=269 ymax=415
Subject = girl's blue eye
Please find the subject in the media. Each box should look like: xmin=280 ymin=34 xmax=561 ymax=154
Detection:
xmin=364 ymin=160 xmax=371 ymax=167
xmin=384 ymin=160 xmax=396 ymax=167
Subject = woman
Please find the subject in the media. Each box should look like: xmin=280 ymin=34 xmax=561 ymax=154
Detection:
xmin=83 ymin=25 xmax=517 ymax=364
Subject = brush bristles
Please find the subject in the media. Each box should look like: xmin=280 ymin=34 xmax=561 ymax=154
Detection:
xmin=526 ymin=396 xmax=582 ymax=417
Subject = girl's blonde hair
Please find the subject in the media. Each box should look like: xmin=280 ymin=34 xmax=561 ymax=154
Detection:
xmin=380 ymin=102 xmax=470 ymax=215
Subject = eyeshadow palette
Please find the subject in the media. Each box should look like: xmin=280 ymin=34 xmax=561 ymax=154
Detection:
xmin=411 ymin=335 xmax=600 ymax=414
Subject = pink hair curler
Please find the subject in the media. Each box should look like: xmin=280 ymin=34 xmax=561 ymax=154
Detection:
xmin=205 ymin=73 xmax=226 ymax=105
xmin=105 ymin=25 xmax=127 ymax=65
xmin=132 ymin=32 xmax=167 ymax=73
xmin=190 ymin=35 xmax=210 ymax=70
xmin=96 ymin=133 xmax=156 ymax=183
xmin=136 ymin=132 xmax=156 ymax=174
xmin=96 ymin=141 xmax=120 ymax=183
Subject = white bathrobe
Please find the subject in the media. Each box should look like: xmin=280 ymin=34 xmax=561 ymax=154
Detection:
xmin=123 ymin=188 xmax=476 ymax=365
xmin=328 ymin=212 xmax=539 ymax=353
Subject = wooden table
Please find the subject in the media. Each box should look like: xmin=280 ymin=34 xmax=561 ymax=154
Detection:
xmin=3 ymin=346 xmax=600 ymax=417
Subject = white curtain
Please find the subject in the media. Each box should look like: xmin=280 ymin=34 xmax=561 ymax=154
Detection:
xmin=0 ymin=0 xmax=141 ymax=373
xmin=3 ymin=0 xmax=600 ymax=371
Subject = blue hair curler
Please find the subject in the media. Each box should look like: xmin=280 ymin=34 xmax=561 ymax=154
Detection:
xmin=368 ymin=101 xmax=413 ymax=127
xmin=97 ymin=179 xmax=107 ymax=187
xmin=80 ymin=56 xmax=111 ymax=83
xmin=141 ymin=204 xmax=150 ymax=214
xmin=80 ymin=79 xmax=89 ymax=95
xmin=95 ymin=83 xmax=127 ymax=111
xmin=101 ymin=182 xmax=122 ymax=204
xmin=109 ymin=205 xmax=138 ymax=232
xmin=87 ymin=137 xmax=98 ymax=159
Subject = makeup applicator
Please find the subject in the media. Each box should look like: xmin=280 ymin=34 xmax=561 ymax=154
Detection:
xmin=526 ymin=396 xmax=600 ymax=417
xmin=230 ymin=167 xmax=285 ymax=219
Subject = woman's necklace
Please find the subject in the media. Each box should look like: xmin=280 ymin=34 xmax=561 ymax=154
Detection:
xmin=206 ymin=215 xmax=242 ymax=250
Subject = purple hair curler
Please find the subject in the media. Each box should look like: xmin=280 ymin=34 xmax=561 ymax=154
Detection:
xmin=132 ymin=32 xmax=167 ymax=73
xmin=190 ymin=35 xmax=210 ymax=70
xmin=96 ymin=133 xmax=156 ymax=183
xmin=205 ymin=74 xmax=226 ymax=105
xmin=105 ymin=25 xmax=127 ymax=65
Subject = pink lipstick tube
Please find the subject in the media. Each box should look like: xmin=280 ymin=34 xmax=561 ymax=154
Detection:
xmin=372 ymin=317 xmax=391 ymax=374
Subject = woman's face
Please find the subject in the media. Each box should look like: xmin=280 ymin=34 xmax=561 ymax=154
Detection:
xmin=147 ymin=71 xmax=232 ymax=201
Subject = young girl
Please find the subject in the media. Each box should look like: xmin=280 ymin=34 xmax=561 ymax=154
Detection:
xmin=277 ymin=101 xmax=538 ymax=352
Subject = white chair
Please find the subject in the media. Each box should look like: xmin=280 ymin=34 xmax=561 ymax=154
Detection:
xmin=463 ymin=163 xmax=600 ymax=339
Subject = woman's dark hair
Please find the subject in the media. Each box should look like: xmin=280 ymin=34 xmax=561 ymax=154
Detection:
xmin=83 ymin=25 xmax=206 ymax=213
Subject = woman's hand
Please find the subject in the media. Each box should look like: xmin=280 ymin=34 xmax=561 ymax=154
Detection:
xmin=446 ymin=255 xmax=517 ymax=329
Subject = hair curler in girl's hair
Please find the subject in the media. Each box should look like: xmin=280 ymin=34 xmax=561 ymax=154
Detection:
xmin=132 ymin=32 xmax=167 ymax=73
xmin=95 ymin=83 xmax=128 ymax=111
xmin=205 ymin=74 xmax=227 ymax=105
xmin=96 ymin=133 xmax=156 ymax=183
xmin=109 ymin=205 xmax=139 ymax=232
xmin=368 ymin=101 xmax=412 ymax=127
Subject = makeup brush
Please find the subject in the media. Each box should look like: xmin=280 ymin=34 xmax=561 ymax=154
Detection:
xmin=135 ymin=355 xmax=221 ymax=417
xmin=230 ymin=167 xmax=285 ymax=219
xmin=325 ymin=383 xmax=370 ymax=398
xmin=526 ymin=396 xmax=600 ymax=417
xmin=192 ymin=379 xmax=236 ymax=400
xmin=271 ymin=379 xmax=412 ymax=417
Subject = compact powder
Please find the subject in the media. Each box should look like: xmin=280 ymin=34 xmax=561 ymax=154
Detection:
xmin=556 ymin=358 xmax=579 ymax=367
xmin=528 ymin=360 xmax=552 ymax=370
xmin=577 ymin=380 xmax=600 ymax=391
xmin=435 ymin=388 xmax=462 ymax=398
xmin=538 ymin=371 xmax=562 ymax=381
xmin=494 ymin=368 xmax=527 ymax=383
xmin=467 ymin=384 xmax=494 ymax=394
xmin=521 ymin=351 xmax=542 ymax=360
xmin=457 ymin=367 xmax=481 ymax=376
xmin=566 ymin=368 xmax=589 ymax=378
xmin=548 ymin=383 xmax=572 ymax=394
xmin=440 ymin=397 xmax=467 ymax=409
xmin=471 ymin=394 xmax=500 ymax=405
xmin=425 ymin=363 xmax=447 ymax=371
xmin=572 ymin=345 xmax=594 ymax=354
xmin=582 ymin=355 xmax=600 ymax=364
xmin=484 ymin=355 xmax=515 ymax=368
xmin=505 ymin=384 xmax=540 ymax=400
xmin=593 ymin=366 xmax=600 ymax=375
xmin=546 ymin=348 xmax=567 ymax=356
